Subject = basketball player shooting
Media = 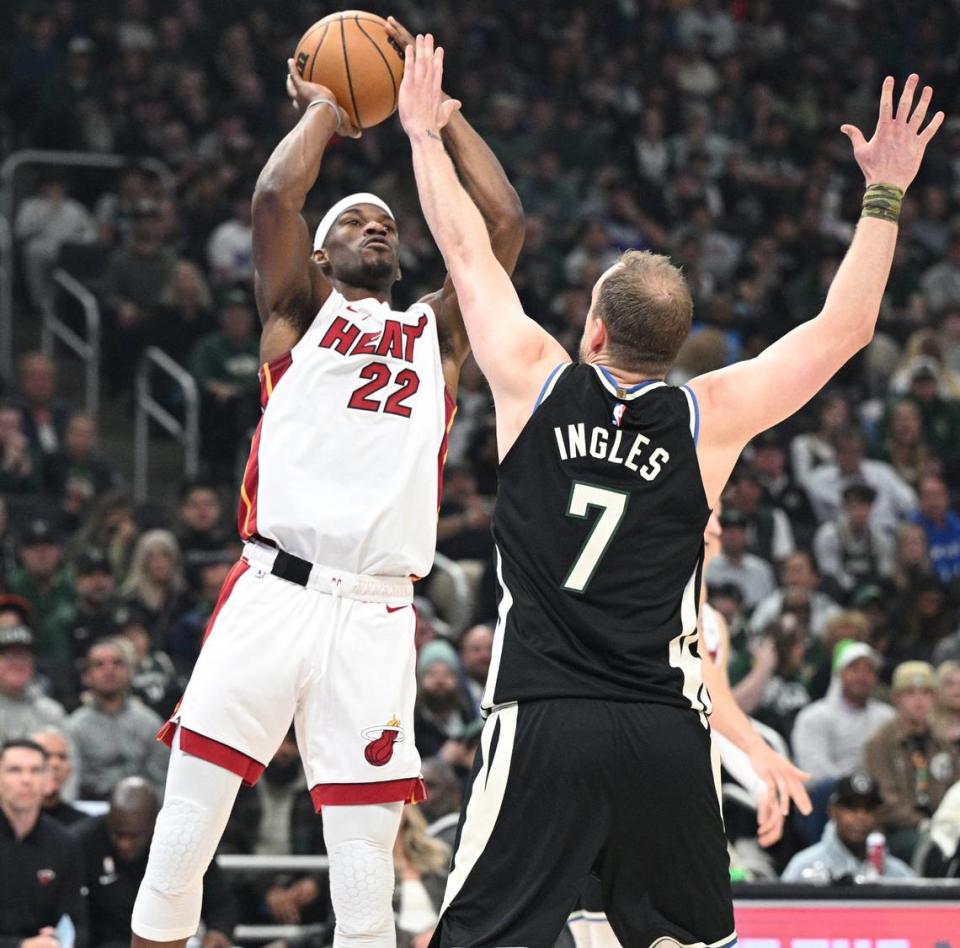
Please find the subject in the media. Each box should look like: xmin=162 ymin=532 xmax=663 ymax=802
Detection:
xmin=400 ymin=35 xmax=943 ymax=948
xmin=129 ymin=18 xmax=523 ymax=948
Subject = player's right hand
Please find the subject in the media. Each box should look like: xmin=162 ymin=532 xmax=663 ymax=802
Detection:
xmin=285 ymin=58 xmax=361 ymax=139
xmin=841 ymin=74 xmax=944 ymax=192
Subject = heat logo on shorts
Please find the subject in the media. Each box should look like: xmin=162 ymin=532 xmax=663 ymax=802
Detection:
xmin=361 ymin=717 xmax=404 ymax=766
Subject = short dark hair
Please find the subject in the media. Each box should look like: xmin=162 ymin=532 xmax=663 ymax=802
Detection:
xmin=0 ymin=738 xmax=48 ymax=764
xmin=595 ymin=250 xmax=693 ymax=375
xmin=179 ymin=478 xmax=221 ymax=503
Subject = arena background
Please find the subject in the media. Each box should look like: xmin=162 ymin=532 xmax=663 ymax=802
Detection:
xmin=2 ymin=1 xmax=960 ymax=945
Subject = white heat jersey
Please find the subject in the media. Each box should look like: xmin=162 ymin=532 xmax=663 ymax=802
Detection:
xmin=237 ymin=290 xmax=454 ymax=577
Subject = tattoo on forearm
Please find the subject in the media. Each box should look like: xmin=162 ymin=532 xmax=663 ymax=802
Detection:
xmin=425 ymin=129 xmax=443 ymax=142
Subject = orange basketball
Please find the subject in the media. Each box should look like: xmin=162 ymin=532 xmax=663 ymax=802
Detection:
xmin=293 ymin=11 xmax=405 ymax=130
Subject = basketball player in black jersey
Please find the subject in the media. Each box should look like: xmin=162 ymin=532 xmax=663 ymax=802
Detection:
xmin=401 ymin=36 xmax=944 ymax=948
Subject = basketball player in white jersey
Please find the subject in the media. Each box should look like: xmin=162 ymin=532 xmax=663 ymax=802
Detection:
xmin=401 ymin=35 xmax=942 ymax=947
xmin=130 ymin=20 xmax=523 ymax=948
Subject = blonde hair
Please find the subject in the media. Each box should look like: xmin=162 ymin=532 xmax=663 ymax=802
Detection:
xmin=118 ymin=529 xmax=185 ymax=610
xmin=936 ymin=660 xmax=960 ymax=689
xmin=397 ymin=805 xmax=450 ymax=876
xmin=823 ymin=610 xmax=870 ymax=651
xmin=893 ymin=521 xmax=931 ymax=591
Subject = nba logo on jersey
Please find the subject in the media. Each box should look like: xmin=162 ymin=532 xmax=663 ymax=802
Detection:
xmin=612 ymin=402 xmax=626 ymax=427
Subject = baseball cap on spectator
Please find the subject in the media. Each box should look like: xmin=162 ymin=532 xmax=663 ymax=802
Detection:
xmin=417 ymin=639 xmax=460 ymax=678
xmin=709 ymin=582 xmax=744 ymax=604
xmin=832 ymin=638 xmax=881 ymax=673
xmin=132 ymin=198 xmax=160 ymax=218
xmin=0 ymin=624 xmax=34 ymax=652
xmin=74 ymin=548 xmax=112 ymax=576
xmin=841 ymin=482 xmax=877 ymax=504
xmin=851 ymin=585 xmax=884 ymax=608
xmin=0 ymin=594 xmax=32 ymax=625
xmin=892 ymin=660 xmax=936 ymax=692
xmin=830 ymin=773 xmax=882 ymax=809
xmin=910 ymin=359 xmax=939 ymax=383
xmin=220 ymin=287 xmax=252 ymax=309
xmin=20 ymin=518 xmax=62 ymax=547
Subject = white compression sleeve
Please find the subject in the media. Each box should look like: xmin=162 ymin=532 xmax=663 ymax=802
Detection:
xmin=322 ymin=802 xmax=404 ymax=948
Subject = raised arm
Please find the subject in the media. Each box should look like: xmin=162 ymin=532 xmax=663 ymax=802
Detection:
xmin=387 ymin=18 xmax=525 ymax=390
xmin=688 ymin=75 xmax=944 ymax=505
xmin=252 ymin=62 xmax=360 ymax=364
xmin=399 ymin=35 xmax=568 ymax=454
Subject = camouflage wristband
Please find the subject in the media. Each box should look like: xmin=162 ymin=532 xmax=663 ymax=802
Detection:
xmin=861 ymin=183 xmax=904 ymax=225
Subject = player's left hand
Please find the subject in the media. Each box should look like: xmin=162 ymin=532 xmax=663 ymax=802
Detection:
xmin=398 ymin=33 xmax=461 ymax=138
xmin=747 ymin=739 xmax=812 ymax=817
xmin=755 ymin=786 xmax=786 ymax=848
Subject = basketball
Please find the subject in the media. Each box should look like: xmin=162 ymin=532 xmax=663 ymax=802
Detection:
xmin=293 ymin=11 xmax=405 ymax=130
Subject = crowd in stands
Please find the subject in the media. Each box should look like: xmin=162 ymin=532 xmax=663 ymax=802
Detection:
xmin=3 ymin=0 xmax=960 ymax=944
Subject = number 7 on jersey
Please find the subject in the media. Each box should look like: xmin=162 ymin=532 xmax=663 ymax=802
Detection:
xmin=562 ymin=482 xmax=629 ymax=593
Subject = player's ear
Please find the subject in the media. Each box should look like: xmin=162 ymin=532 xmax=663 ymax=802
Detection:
xmin=587 ymin=313 xmax=608 ymax=355
xmin=313 ymin=248 xmax=331 ymax=274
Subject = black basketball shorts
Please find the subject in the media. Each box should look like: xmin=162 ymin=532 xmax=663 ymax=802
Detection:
xmin=429 ymin=698 xmax=736 ymax=948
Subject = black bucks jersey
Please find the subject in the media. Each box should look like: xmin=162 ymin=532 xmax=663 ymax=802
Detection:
xmin=482 ymin=362 xmax=712 ymax=714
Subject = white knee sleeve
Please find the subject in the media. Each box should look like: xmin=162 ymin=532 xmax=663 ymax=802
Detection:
xmin=131 ymin=729 xmax=242 ymax=941
xmin=323 ymin=802 xmax=403 ymax=948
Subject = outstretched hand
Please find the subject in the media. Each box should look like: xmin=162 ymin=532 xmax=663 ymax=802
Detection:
xmin=841 ymin=73 xmax=944 ymax=192
xmin=285 ymin=58 xmax=361 ymax=139
xmin=747 ymin=739 xmax=812 ymax=819
xmin=398 ymin=33 xmax=461 ymax=138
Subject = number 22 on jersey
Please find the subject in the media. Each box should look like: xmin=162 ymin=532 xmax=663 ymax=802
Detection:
xmin=562 ymin=482 xmax=629 ymax=593
xmin=348 ymin=362 xmax=420 ymax=417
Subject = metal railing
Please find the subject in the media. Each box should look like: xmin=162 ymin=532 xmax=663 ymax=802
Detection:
xmin=41 ymin=268 xmax=101 ymax=417
xmin=216 ymin=854 xmax=330 ymax=945
xmin=0 ymin=214 xmax=10 ymax=377
xmin=0 ymin=150 xmax=174 ymax=378
xmin=134 ymin=347 xmax=200 ymax=501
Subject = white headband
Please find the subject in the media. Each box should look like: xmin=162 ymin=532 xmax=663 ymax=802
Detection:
xmin=313 ymin=192 xmax=395 ymax=252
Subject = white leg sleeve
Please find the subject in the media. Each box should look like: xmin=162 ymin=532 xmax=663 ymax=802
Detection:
xmin=322 ymin=802 xmax=403 ymax=948
xmin=131 ymin=728 xmax=242 ymax=942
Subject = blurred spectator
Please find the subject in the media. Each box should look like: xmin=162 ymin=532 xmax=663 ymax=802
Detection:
xmin=0 ymin=402 xmax=43 ymax=494
xmin=911 ymin=474 xmax=960 ymax=584
xmin=7 ymin=519 xmax=76 ymax=664
xmin=393 ymin=805 xmax=450 ymax=948
xmin=66 ymin=639 xmax=169 ymax=800
xmin=863 ymin=661 xmax=960 ymax=862
xmin=101 ymin=198 xmax=183 ymax=391
xmin=0 ymin=739 xmax=89 ymax=948
xmin=790 ymin=393 xmax=850 ymax=485
xmin=0 ymin=616 xmax=66 ymax=743
xmin=781 ymin=774 xmax=914 ymax=882
xmin=72 ymin=490 xmax=139 ymax=580
xmin=734 ymin=617 xmax=812 ymax=741
xmin=749 ymin=552 xmax=841 ymax=639
xmin=892 ymin=576 xmax=957 ymax=667
xmin=804 ymin=429 xmax=917 ymax=533
xmin=920 ymin=233 xmax=960 ymax=313
xmin=934 ymin=661 xmax=960 ymax=748
xmin=187 ymin=291 xmax=260 ymax=482
xmin=705 ymin=509 xmax=776 ymax=609
xmin=436 ymin=466 xmax=494 ymax=564
xmin=117 ymin=530 xmax=187 ymax=642
xmin=95 ymin=166 xmax=152 ymax=247
xmin=723 ymin=466 xmax=795 ymax=563
xmin=68 ymin=550 xmax=119 ymax=665
xmin=153 ymin=260 xmax=216 ymax=362
xmin=45 ymin=414 xmax=120 ymax=532
xmin=813 ymin=483 xmax=895 ymax=595
xmin=459 ymin=624 xmax=493 ymax=709
xmin=896 ymin=362 xmax=960 ymax=477
xmin=30 ymin=727 xmax=83 ymax=827
xmin=13 ymin=353 xmax=70 ymax=460
xmin=792 ymin=640 xmax=894 ymax=782
xmin=749 ymin=430 xmax=817 ymax=548
xmin=13 ymin=177 xmax=97 ymax=311
xmin=76 ymin=777 xmax=236 ymax=948
xmin=168 ymin=556 xmax=232 ymax=674
xmin=419 ymin=757 xmax=462 ymax=849
xmin=875 ymin=399 xmax=929 ymax=488
xmin=413 ymin=640 xmax=477 ymax=760
xmin=206 ymin=189 xmax=254 ymax=286
xmin=174 ymin=480 xmax=231 ymax=587
xmin=115 ymin=606 xmax=179 ymax=719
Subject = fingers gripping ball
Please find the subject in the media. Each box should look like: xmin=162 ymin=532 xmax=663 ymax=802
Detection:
xmin=294 ymin=11 xmax=404 ymax=129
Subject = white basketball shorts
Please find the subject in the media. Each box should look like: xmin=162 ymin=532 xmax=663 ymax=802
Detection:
xmin=158 ymin=540 xmax=424 ymax=809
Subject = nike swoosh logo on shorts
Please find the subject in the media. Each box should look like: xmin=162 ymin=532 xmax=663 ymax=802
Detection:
xmin=385 ymin=605 xmax=409 ymax=613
